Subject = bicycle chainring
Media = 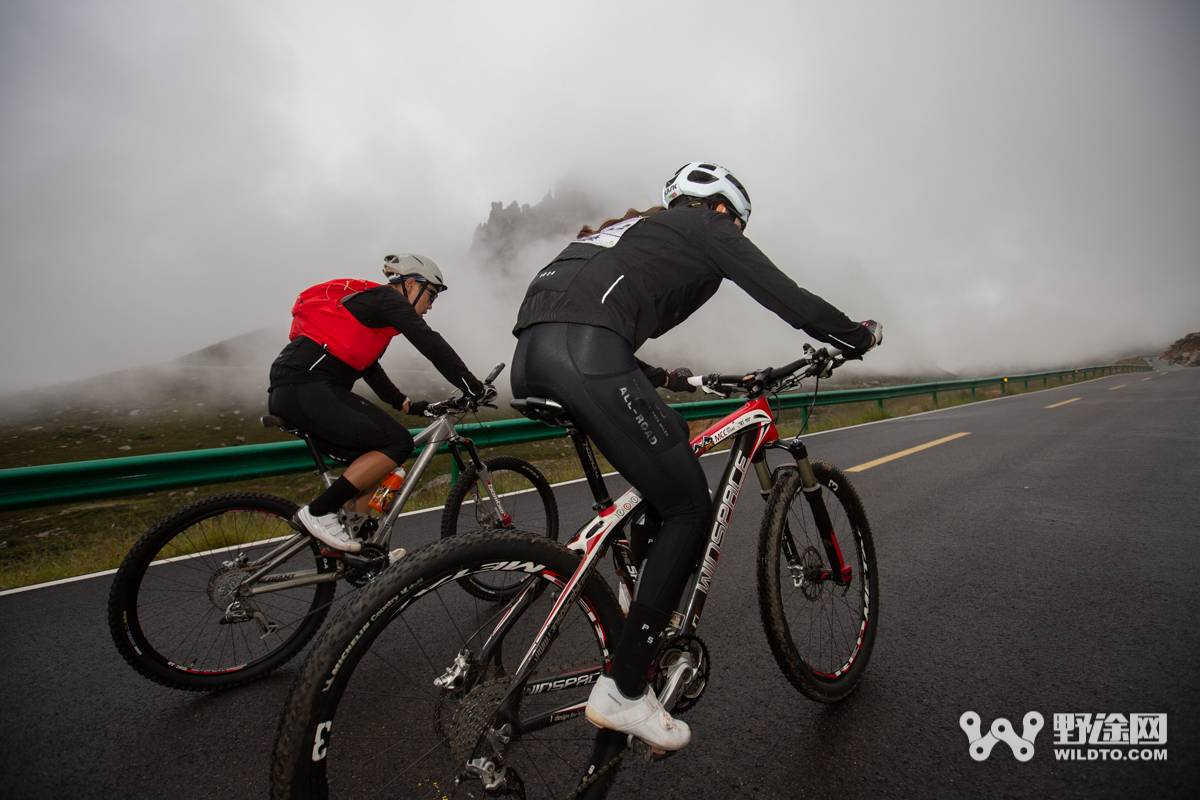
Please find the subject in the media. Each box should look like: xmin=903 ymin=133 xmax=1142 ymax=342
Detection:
xmin=343 ymin=543 xmax=389 ymax=587
xmin=653 ymin=634 xmax=710 ymax=715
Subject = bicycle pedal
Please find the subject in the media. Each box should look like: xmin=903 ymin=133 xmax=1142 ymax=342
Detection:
xmin=630 ymin=738 xmax=676 ymax=764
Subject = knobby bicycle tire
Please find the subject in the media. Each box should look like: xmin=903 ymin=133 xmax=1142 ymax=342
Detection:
xmin=757 ymin=460 xmax=879 ymax=702
xmin=108 ymin=492 xmax=336 ymax=691
xmin=271 ymin=530 xmax=624 ymax=800
xmin=440 ymin=455 xmax=559 ymax=601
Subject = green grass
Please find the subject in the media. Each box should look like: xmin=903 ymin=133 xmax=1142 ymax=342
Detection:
xmin=0 ymin=371 xmax=1114 ymax=590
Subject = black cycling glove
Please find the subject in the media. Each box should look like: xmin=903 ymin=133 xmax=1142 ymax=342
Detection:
xmin=662 ymin=368 xmax=697 ymax=393
xmin=862 ymin=320 xmax=883 ymax=350
xmin=406 ymin=400 xmax=430 ymax=417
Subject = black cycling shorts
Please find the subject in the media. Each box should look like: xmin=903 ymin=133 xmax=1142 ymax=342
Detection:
xmin=512 ymin=322 xmax=711 ymax=613
xmin=267 ymin=382 xmax=414 ymax=465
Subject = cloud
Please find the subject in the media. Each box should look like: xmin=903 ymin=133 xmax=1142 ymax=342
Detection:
xmin=1 ymin=0 xmax=1197 ymax=395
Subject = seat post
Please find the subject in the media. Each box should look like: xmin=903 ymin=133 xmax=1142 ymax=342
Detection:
xmin=567 ymin=427 xmax=612 ymax=510
xmin=303 ymin=435 xmax=335 ymax=488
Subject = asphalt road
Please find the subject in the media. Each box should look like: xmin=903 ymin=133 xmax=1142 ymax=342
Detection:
xmin=2 ymin=367 xmax=1196 ymax=799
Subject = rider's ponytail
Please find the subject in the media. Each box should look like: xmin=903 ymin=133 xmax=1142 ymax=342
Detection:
xmin=577 ymin=206 xmax=665 ymax=238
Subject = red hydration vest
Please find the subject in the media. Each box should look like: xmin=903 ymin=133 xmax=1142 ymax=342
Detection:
xmin=289 ymin=279 xmax=398 ymax=371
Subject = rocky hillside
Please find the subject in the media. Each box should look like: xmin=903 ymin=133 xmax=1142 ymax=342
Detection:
xmin=471 ymin=185 xmax=602 ymax=276
xmin=1162 ymin=332 xmax=1200 ymax=366
xmin=0 ymin=327 xmax=447 ymax=424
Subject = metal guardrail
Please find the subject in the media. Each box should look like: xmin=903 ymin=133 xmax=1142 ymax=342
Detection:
xmin=0 ymin=364 xmax=1150 ymax=512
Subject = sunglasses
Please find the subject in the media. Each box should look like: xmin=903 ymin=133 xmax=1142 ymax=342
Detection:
xmin=418 ymin=281 xmax=440 ymax=303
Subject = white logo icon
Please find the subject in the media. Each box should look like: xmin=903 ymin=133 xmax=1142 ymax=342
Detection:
xmin=960 ymin=711 xmax=1044 ymax=761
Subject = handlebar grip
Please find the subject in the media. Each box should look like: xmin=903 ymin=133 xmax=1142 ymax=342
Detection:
xmin=687 ymin=376 xmax=704 ymax=387
xmin=483 ymin=362 xmax=506 ymax=384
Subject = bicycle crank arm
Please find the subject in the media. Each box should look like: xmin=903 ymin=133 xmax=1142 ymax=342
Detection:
xmin=657 ymin=652 xmax=696 ymax=712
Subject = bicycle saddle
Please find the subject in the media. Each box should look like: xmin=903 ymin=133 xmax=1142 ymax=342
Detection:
xmin=511 ymin=397 xmax=572 ymax=427
xmin=261 ymin=415 xmax=350 ymax=464
xmin=261 ymin=415 xmax=306 ymax=437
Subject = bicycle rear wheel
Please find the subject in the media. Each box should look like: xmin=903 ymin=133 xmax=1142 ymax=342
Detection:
xmin=271 ymin=531 xmax=624 ymax=800
xmin=441 ymin=455 xmax=559 ymax=601
xmin=757 ymin=459 xmax=879 ymax=702
xmin=108 ymin=492 xmax=336 ymax=691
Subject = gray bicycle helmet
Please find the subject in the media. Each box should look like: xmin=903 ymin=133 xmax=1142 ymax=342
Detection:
xmin=662 ymin=162 xmax=752 ymax=228
xmin=382 ymin=253 xmax=447 ymax=292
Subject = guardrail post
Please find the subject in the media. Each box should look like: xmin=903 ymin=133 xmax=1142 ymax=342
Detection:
xmin=970 ymin=387 xmax=976 ymax=400
xmin=932 ymin=391 xmax=938 ymax=406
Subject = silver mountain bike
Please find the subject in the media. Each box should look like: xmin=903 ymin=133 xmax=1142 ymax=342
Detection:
xmin=107 ymin=364 xmax=558 ymax=691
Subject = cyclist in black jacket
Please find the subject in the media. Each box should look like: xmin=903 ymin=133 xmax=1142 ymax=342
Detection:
xmin=511 ymin=162 xmax=880 ymax=752
xmin=270 ymin=254 xmax=484 ymax=553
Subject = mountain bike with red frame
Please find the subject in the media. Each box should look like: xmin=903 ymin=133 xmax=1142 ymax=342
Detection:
xmin=270 ymin=344 xmax=878 ymax=800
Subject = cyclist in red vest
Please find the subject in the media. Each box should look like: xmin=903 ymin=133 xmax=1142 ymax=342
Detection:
xmin=269 ymin=254 xmax=484 ymax=553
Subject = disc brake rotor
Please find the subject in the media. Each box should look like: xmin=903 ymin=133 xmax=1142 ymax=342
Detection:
xmin=798 ymin=545 xmax=825 ymax=601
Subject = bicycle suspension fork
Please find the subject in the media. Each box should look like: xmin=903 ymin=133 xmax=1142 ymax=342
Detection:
xmin=762 ymin=438 xmax=852 ymax=583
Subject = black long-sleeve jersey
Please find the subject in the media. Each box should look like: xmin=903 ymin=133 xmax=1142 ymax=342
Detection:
xmin=513 ymin=205 xmax=873 ymax=355
xmin=270 ymin=284 xmax=482 ymax=408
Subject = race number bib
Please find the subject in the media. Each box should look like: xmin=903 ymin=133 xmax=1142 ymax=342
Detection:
xmin=576 ymin=216 xmax=643 ymax=248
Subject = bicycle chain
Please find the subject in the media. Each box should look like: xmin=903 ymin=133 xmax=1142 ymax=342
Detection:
xmin=443 ymin=658 xmax=621 ymax=799
xmin=231 ymin=547 xmax=388 ymax=631
xmin=563 ymin=742 xmax=631 ymax=800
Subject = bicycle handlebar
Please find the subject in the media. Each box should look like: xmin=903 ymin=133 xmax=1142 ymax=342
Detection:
xmin=483 ymin=362 xmax=506 ymax=384
xmin=425 ymin=363 xmax=505 ymax=417
xmin=686 ymin=345 xmax=846 ymax=397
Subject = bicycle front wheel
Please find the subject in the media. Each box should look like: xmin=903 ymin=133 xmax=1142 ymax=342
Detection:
xmin=108 ymin=492 xmax=337 ymax=691
xmin=441 ymin=455 xmax=559 ymax=601
xmin=271 ymin=530 xmax=624 ymax=800
xmin=757 ymin=459 xmax=879 ymax=702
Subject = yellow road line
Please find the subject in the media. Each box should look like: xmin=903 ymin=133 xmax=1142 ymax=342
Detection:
xmin=1109 ymin=384 xmax=1126 ymax=390
xmin=1046 ymin=397 xmax=1081 ymax=408
xmin=846 ymin=432 xmax=971 ymax=473
xmin=1142 ymin=377 xmax=1153 ymax=381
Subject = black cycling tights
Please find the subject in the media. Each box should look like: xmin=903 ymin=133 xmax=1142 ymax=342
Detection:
xmin=512 ymin=323 xmax=710 ymax=614
xmin=267 ymin=382 xmax=415 ymax=466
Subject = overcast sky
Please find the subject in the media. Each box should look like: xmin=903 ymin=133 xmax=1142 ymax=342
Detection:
xmin=2 ymin=0 xmax=1198 ymax=395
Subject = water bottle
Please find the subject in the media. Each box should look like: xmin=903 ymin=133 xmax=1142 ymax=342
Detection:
xmin=368 ymin=467 xmax=406 ymax=513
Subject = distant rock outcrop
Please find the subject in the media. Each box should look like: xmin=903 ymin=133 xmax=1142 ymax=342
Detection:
xmin=1162 ymin=332 xmax=1200 ymax=366
xmin=471 ymin=186 xmax=603 ymax=275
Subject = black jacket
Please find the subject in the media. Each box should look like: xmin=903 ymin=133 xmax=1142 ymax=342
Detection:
xmin=270 ymin=285 xmax=482 ymax=407
xmin=513 ymin=205 xmax=873 ymax=355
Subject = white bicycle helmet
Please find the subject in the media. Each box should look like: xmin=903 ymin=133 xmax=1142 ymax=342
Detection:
xmin=382 ymin=253 xmax=447 ymax=292
xmin=662 ymin=162 xmax=752 ymax=228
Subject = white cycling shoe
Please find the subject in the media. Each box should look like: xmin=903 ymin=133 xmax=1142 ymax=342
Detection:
xmin=295 ymin=506 xmax=362 ymax=553
xmin=584 ymin=675 xmax=691 ymax=752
